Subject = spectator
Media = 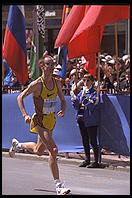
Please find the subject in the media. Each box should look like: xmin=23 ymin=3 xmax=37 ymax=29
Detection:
xmin=78 ymin=68 xmax=86 ymax=80
xmin=26 ymin=29 xmax=32 ymax=50
xmin=11 ymin=74 xmax=21 ymax=87
xmin=71 ymin=73 xmax=100 ymax=168
xmin=53 ymin=54 xmax=58 ymax=68
xmin=52 ymin=68 xmax=60 ymax=79
xmin=55 ymin=64 xmax=62 ymax=71
xmin=69 ymin=69 xmax=78 ymax=88
xmin=119 ymin=67 xmax=130 ymax=91
xmin=62 ymin=77 xmax=71 ymax=95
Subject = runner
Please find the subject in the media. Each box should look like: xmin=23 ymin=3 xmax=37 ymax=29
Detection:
xmin=9 ymin=55 xmax=71 ymax=195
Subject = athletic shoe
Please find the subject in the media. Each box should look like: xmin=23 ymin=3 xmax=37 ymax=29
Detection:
xmin=56 ymin=183 xmax=71 ymax=195
xmin=9 ymin=138 xmax=20 ymax=158
xmin=79 ymin=160 xmax=90 ymax=167
xmin=87 ymin=162 xmax=100 ymax=168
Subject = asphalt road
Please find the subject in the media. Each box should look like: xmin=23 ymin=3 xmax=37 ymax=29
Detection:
xmin=2 ymin=157 xmax=130 ymax=195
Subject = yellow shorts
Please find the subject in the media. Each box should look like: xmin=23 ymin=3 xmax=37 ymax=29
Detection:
xmin=30 ymin=112 xmax=56 ymax=133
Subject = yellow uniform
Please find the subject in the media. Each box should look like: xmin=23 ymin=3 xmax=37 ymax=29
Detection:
xmin=30 ymin=76 xmax=57 ymax=133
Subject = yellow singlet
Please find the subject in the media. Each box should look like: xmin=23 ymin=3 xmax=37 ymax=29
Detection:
xmin=30 ymin=76 xmax=57 ymax=133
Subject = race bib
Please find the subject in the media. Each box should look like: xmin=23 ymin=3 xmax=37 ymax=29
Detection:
xmin=43 ymin=98 xmax=57 ymax=114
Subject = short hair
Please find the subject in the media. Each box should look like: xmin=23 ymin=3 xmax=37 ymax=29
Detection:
xmin=83 ymin=73 xmax=95 ymax=82
xmin=39 ymin=57 xmax=44 ymax=65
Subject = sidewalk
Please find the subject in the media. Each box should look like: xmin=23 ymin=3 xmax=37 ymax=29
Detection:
xmin=2 ymin=149 xmax=130 ymax=172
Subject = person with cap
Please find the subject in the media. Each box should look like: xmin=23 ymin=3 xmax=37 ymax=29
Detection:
xmin=105 ymin=54 xmax=113 ymax=62
xmin=71 ymin=73 xmax=100 ymax=168
xmin=69 ymin=68 xmax=78 ymax=88
xmin=52 ymin=68 xmax=60 ymax=79
xmin=70 ymin=68 xmax=86 ymax=97
xmin=122 ymin=54 xmax=130 ymax=63
xmin=55 ymin=64 xmax=62 ymax=71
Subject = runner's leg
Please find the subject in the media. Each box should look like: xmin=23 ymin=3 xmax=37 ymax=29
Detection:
xmin=32 ymin=125 xmax=71 ymax=195
xmin=21 ymin=135 xmax=46 ymax=156
xmin=35 ymin=125 xmax=59 ymax=180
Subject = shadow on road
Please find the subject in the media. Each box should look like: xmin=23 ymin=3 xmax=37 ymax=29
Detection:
xmin=34 ymin=188 xmax=56 ymax=193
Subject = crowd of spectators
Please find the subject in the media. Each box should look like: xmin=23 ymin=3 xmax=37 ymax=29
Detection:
xmin=2 ymin=51 xmax=130 ymax=95
xmin=52 ymin=53 xmax=130 ymax=95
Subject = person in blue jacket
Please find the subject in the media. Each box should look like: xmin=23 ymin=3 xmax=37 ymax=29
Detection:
xmin=71 ymin=73 xmax=100 ymax=168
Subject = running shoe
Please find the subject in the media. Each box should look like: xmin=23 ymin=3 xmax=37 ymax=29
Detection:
xmin=56 ymin=183 xmax=71 ymax=195
xmin=9 ymin=138 xmax=20 ymax=158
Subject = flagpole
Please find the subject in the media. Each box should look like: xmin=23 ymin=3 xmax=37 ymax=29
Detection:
xmin=33 ymin=6 xmax=39 ymax=78
xmin=114 ymin=22 xmax=119 ymax=91
xmin=95 ymin=52 xmax=100 ymax=104
xmin=128 ymin=19 xmax=130 ymax=55
xmin=75 ymin=59 xmax=78 ymax=88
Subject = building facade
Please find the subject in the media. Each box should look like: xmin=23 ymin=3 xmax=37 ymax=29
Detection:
xmin=2 ymin=5 xmax=130 ymax=57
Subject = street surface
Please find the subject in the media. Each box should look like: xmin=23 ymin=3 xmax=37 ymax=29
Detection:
xmin=2 ymin=157 xmax=130 ymax=195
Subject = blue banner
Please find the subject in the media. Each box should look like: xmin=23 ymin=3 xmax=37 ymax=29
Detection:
xmin=59 ymin=46 xmax=68 ymax=79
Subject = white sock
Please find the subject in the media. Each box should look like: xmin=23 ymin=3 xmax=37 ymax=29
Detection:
xmin=54 ymin=179 xmax=61 ymax=187
xmin=16 ymin=143 xmax=22 ymax=150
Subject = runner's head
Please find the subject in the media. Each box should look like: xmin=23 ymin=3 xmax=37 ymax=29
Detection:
xmin=39 ymin=55 xmax=54 ymax=73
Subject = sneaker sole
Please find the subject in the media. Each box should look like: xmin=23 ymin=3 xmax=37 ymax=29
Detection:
xmin=65 ymin=189 xmax=71 ymax=195
xmin=57 ymin=189 xmax=71 ymax=195
xmin=9 ymin=147 xmax=15 ymax=158
xmin=62 ymin=189 xmax=71 ymax=195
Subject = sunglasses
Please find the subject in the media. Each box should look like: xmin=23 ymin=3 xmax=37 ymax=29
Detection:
xmin=44 ymin=61 xmax=54 ymax=66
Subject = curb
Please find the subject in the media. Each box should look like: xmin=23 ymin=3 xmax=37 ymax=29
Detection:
xmin=2 ymin=152 xmax=130 ymax=172
xmin=2 ymin=152 xmax=84 ymax=166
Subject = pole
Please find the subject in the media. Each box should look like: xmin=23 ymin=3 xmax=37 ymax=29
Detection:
xmin=75 ymin=59 xmax=78 ymax=88
xmin=33 ymin=6 xmax=39 ymax=78
xmin=96 ymin=52 xmax=102 ymax=163
xmin=95 ymin=52 xmax=100 ymax=104
xmin=128 ymin=19 xmax=130 ymax=55
xmin=114 ymin=22 xmax=119 ymax=91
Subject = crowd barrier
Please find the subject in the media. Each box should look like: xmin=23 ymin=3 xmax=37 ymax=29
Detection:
xmin=2 ymin=93 xmax=130 ymax=156
xmin=99 ymin=94 xmax=130 ymax=156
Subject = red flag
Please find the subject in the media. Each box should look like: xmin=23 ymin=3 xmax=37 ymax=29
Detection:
xmin=68 ymin=23 xmax=104 ymax=76
xmin=83 ymin=54 xmax=97 ymax=77
xmin=3 ymin=5 xmax=28 ymax=85
xmin=55 ymin=5 xmax=101 ymax=77
xmin=68 ymin=25 xmax=104 ymax=58
xmin=68 ymin=5 xmax=130 ymax=58
xmin=55 ymin=5 xmax=88 ymax=48
xmin=58 ymin=5 xmax=72 ymax=79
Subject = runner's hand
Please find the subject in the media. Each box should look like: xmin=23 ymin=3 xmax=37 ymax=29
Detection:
xmin=24 ymin=115 xmax=31 ymax=123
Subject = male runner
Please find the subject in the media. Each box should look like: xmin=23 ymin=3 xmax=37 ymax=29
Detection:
xmin=9 ymin=55 xmax=71 ymax=195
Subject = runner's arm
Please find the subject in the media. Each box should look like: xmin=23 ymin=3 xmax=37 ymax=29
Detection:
xmin=55 ymin=79 xmax=66 ymax=117
xmin=17 ymin=81 xmax=38 ymax=121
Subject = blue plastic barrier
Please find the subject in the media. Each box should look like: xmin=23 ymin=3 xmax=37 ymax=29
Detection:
xmin=98 ymin=94 xmax=130 ymax=156
xmin=2 ymin=93 xmax=130 ymax=155
xmin=2 ymin=93 xmax=84 ymax=152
